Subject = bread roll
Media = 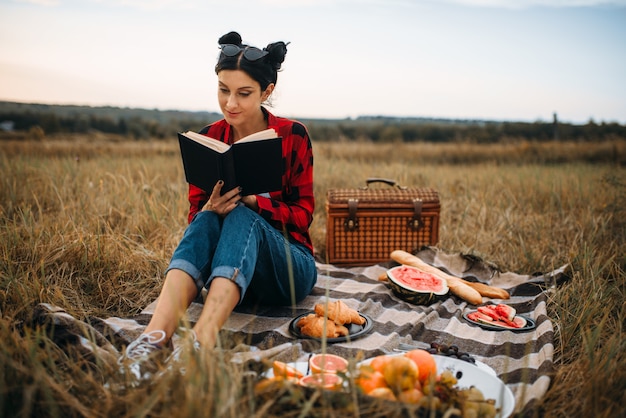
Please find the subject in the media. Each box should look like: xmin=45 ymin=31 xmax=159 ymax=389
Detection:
xmin=296 ymin=313 xmax=349 ymax=338
xmin=314 ymin=300 xmax=365 ymax=325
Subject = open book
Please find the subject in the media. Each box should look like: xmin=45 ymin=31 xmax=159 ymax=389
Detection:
xmin=177 ymin=128 xmax=283 ymax=195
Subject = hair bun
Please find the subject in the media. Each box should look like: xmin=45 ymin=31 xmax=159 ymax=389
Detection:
xmin=218 ymin=31 xmax=242 ymax=46
xmin=265 ymin=41 xmax=288 ymax=70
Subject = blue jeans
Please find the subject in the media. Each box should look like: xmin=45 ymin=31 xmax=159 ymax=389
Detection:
xmin=166 ymin=205 xmax=317 ymax=306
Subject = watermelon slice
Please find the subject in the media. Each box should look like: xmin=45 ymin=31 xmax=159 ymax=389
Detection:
xmin=472 ymin=304 xmax=526 ymax=329
xmin=386 ymin=265 xmax=449 ymax=305
xmin=467 ymin=311 xmax=494 ymax=323
xmin=495 ymin=304 xmax=516 ymax=321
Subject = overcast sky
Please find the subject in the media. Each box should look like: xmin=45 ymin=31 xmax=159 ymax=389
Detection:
xmin=1 ymin=0 xmax=625 ymax=124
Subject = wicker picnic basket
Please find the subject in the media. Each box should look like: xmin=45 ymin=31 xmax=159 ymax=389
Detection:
xmin=325 ymin=178 xmax=440 ymax=266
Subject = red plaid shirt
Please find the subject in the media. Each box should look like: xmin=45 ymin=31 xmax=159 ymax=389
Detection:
xmin=187 ymin=109 xmax=315 ymax=253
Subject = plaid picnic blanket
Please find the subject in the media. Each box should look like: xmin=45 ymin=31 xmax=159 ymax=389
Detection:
xmin=34 ymin=247 xmax=569 ymax=416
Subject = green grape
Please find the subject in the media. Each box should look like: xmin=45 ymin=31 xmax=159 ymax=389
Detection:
xmin=478 ymin=401 xmax=497 ymax=417
xmin=438 ymin=370 xmax=458 ymax=387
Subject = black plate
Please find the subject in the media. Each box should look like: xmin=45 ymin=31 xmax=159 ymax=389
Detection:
xmin=463 ymin=311 xmax=536 ymax=332
xmin=289 ymin=312 xmax=374 ymax=343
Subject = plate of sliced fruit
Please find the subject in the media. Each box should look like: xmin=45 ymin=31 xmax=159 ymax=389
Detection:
xmin=258 ymin=353 xmax=350 ymax=392
xmin=464 ymin=303 xmax=536 ymax=332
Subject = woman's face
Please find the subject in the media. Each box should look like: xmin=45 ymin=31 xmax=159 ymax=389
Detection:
xmin=217 ymin=69 xmax=273 ymax=127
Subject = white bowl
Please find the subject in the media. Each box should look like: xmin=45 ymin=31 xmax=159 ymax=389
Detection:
xmin=434 ymin=355 xmax=515 ymax=417
xmin=360 ymin=354 xmax=515 ymax=418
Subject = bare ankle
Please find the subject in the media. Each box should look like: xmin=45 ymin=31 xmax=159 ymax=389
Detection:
xmin=193 ymin=329 xmax=216 ymax=349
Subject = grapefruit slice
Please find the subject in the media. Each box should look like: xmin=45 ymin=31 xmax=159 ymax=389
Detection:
xmin=309 ymin=353 xmax=348 ymax=374
xmin=299 ymin=372 xmax=344 ymax=390
xmin=272 ymin=360 xmax=304 ymax=379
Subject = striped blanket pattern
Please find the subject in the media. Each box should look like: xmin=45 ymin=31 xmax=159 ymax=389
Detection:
xmin=96 ymin=248 xmax=567 ymax=415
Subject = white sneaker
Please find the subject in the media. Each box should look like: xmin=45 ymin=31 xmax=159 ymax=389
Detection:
xmin=118 ymin=330 xmax=170 ymax=386
xmin=165 ymin=329 xmax=201 ymax=376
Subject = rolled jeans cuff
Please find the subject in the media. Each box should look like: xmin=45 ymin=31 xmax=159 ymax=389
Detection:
xmin=166 ymin=259 xmax=204 ymax=292
xmin=208 ymin=266 xmax=246 ymax=302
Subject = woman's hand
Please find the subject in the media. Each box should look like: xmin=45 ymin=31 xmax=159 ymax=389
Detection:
xmin=240 ymin=194 xmax=258 ymax=211
xmin=202 ymin=181 xmax=241 ymax=216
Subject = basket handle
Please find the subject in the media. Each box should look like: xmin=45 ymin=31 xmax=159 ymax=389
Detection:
xmin=365 ymin=178 xmax=405 ymax=189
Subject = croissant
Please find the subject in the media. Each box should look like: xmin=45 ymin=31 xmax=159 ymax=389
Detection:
xmin=314 ymin=300 xmax=366 ymax=326
xmin=296 ymin=314 xmax=349 ymax=338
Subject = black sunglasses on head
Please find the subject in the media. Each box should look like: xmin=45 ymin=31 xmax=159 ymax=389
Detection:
xmin=220 ymin=44 xmax=268 ymax=61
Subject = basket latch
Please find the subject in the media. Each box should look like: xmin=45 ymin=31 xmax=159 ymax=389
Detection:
xmin=344 ymin=198 xmax=359 ymax=231
xmin=408 ymin=198 xmax=423 ymax=230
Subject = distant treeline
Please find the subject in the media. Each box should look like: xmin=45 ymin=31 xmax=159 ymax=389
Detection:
xmin=0 ymin=101 xmax=221 ymax=140
xmin=1 ymin=101 xmax=624 ymax=143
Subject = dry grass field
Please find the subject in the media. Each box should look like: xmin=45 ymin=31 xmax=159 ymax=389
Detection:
xmin=0 ymin=135 xmax=624 ymax=417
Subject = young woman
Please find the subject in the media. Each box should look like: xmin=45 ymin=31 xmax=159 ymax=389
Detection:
xmin=119 ymin=31 xmax=317 ymax=383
